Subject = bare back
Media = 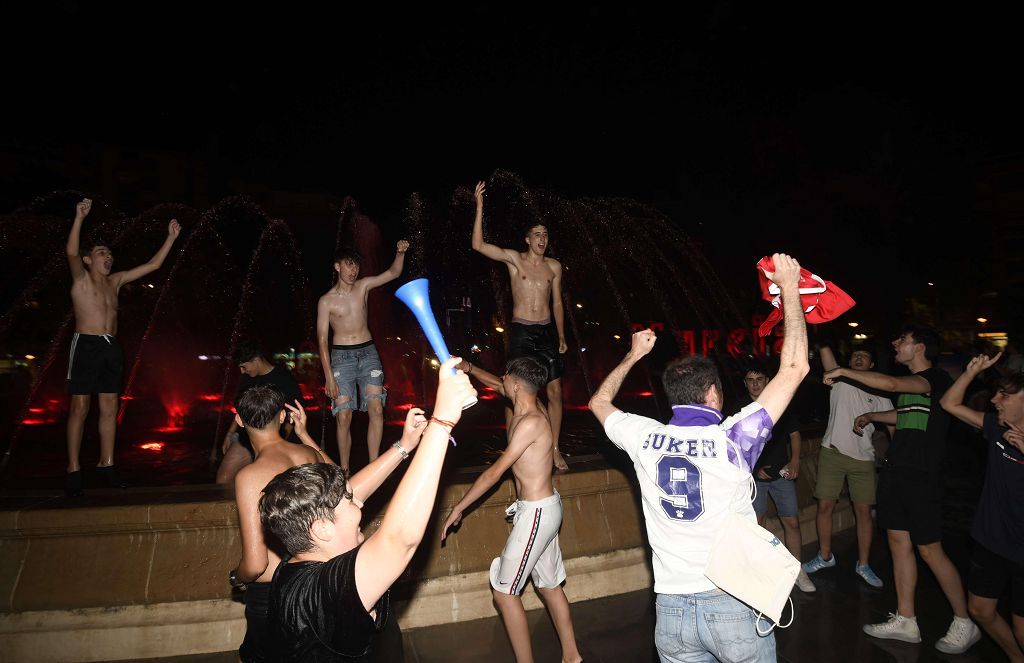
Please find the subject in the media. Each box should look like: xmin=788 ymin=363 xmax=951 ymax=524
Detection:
xmin=319 ymin=283 xmax=372 ymax=345
xmin=507 ymin=410 xmax=555 ymax=501
xmin=236 ymin=442 xmax=324 ymax=583
xmin=71 ymin=272 xmax=121 ymax=335
xmin=507 ymin=255 xmax=559 ymax=322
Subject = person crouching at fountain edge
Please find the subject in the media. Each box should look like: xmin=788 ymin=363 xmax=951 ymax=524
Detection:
xmin=259 ymin=357 xmax=475 ymax=662
xmin=442 ymin=356 xmax=584 ymax=663
xmin=229 ymin=384 xmax=334 ymax=663
xmin=215 ymin=339 xmax=304 ymax=485
xmin=64 ymin=197 xmax=181 ymax=497
xmin=588 ymin=254 xmax=808 ymax=663
xmin=472 ymin=180 xmax=570 ymax=473
xmin=317 ymin=240 xmax=409 ymax=477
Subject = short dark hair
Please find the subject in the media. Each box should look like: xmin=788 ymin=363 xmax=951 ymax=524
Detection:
xmin=335 ymin=247 xmax=362 ymax=265
xmin=849 ymin=348 xmax=874 ymax=361
xmin=741 ymin=361 xmax=770 ymax=380
xmin=80 ymin=240 xmax=110 ymax=259
xmin=259 ymin=464 xmax=352 ymax=555
xmin=237 ymin=384 xmax=285 ymax=430
xmin=997 ymin=373 xmax=1024 ymax=395
xmin=522 ymin=222 xmax=548 ymax=239
xmin=662 ymin=356 xmax=722 ymax=406
xmin=505 ymin=356 xmax=548 ymax=392
xmin=903 ymin=324 xmax=941 ymax=361
xmin=234 ymin=339 xmax=264 ymax=365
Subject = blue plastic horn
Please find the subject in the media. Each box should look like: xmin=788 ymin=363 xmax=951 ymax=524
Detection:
xmin=395 ymin=278 xmax=476 ymax=408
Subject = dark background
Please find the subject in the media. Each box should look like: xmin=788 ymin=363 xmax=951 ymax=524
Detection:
xmin=3 ymin=2 xmax=1023 ymax=343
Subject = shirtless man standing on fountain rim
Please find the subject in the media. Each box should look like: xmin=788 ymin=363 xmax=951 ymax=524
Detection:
xmin=472 ymin=180 xmax=570 ymax=471
xmin=317 ymin=240 xmax=409 ymax=476
xmin=64 ymin=198 xmax=181 ymax=496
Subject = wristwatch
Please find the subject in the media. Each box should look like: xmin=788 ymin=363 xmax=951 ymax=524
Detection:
xmin=228 ymin=568 xmax=246 ymax=589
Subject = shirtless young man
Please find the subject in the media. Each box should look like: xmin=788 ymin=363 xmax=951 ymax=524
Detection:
xmin=472 ymin=181 xmax=569 ymax=472
xmin=316 ymin=241 xmax=408 ymax=474
xmin=442 ymin=356 xmax=583 ymax=663
xmin=64 ymin=198 xmax=180 ymax=496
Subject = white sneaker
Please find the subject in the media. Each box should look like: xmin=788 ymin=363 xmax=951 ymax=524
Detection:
xmin=795 ymin=569 xmax=816 ymax=593
xmin=935 ymin=616 xmax=981 ymax=654
xmin=863 ymin=613 xmax=921 ymax=643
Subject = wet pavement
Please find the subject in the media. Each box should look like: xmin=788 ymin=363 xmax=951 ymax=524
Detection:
xmin=118 ymin=521 xmax=1012 ymax=662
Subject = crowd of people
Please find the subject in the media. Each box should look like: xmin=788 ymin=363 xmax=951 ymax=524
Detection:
xmin=59 ymin=189 xmax=1023 ymax=662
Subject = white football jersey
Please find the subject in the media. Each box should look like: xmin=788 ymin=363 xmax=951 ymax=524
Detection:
xmin=603 ymin=402 xmax=773 ymax=594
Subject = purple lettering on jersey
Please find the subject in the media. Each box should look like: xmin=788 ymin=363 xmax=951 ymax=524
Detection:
xmin=723 ymin=407 xmax=773 ymax=472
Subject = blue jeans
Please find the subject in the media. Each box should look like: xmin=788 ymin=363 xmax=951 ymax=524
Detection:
xmin=655 ymin=590 xmax=776 ymax=663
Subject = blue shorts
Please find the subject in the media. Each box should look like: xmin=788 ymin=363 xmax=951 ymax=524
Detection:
xmin=752 ymin=477 xmax=799 ymax=518
xmin=330 ymin=341 xmax=386 ymax=414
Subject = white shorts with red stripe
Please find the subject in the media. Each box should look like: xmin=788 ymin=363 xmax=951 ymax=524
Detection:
xmin=489 ymin=491 xmax=566 ymax=595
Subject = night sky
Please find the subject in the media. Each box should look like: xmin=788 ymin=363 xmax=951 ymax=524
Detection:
xmin=3 ymin=3 xmax=1022 ymax=337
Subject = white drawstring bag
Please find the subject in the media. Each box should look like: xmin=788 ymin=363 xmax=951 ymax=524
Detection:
xmin=703 ymin=477 xmax=799 ymax=633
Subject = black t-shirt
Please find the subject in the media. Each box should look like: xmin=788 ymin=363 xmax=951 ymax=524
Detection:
xmin=972 ymin=413 xmax=1024 ymax=563
xmin=268 ymin=545 xmax=389 ymax=662
xmin=735 ymin=397 xmax=800 ymax=481
xmin=236 ymin=365 xmax=303 ymax=408
xmin=887 ymin=367 xmax=953 ymax=472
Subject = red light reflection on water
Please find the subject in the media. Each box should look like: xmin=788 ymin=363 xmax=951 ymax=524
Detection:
xmin=197 ymin=394 xmax=221 ymax=401
xmin=139 ymin=441 xmax=165 ymax=452
xmin=155 ymin=426 xmax=184 ymax=433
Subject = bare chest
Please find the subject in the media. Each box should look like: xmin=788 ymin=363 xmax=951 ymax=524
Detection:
xmin=511 ymin=261 xmax=553 ymax=291
xmin=72 ymin=279 xmax=118 ymax=309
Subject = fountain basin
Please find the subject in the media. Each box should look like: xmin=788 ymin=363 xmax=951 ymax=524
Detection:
xmin=0 ymin=438 xmax=852 ymax=662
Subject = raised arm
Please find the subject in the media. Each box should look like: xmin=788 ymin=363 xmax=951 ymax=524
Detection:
xmin=112 ymin=220 xmax=181 ymax=287
xmin=66 ymin=198 xmax=91 ymax=280
xmin=359 ymin=240 xmax=409 ymax=290
xmin=316 ymin=296 xmax=339 ymax=402
xmin=824 ymin=367 xmax=930 ymax=394
xmin=346 ymin=407 xmax=427 ymax=503
xmin=589 ymin=329 xmax=657 ymax=425
xmin=754 ymin=254 xmax=810 ymax=423
xmin=441 ymin=415 xmax=541 ymax=540
xmin=818 ymin=344 xmax=839 ymax=373
xmin=284 ymin=400 xmax=336 ymax=465
xmin=940 ymin=352 xmax=1001 ymax=430
xmin=355 ymin=357 xmax=476 ymax=611
xmin=471 ymin=181 xmax=517 ymax=265
xmin=551 ymin=260 xmax=567 ymax=354
xmin=458 ymin=359 xmax=505 ymax=396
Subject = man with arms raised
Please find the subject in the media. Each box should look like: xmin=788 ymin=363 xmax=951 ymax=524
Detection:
xmin=589 ymin=253 xmax=808 ymax=663
xmin=442 ymin=356 xmax=583 ymax=663
xmin=317 ymin=241 xmax=408 ymax=475
xmin=259 ymin=357 xmax=475 ymax=661
xmin=64 ymin=198 xmax=180 ymax=496
xmin=472 ymin=181 xmax=569 ymax=471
